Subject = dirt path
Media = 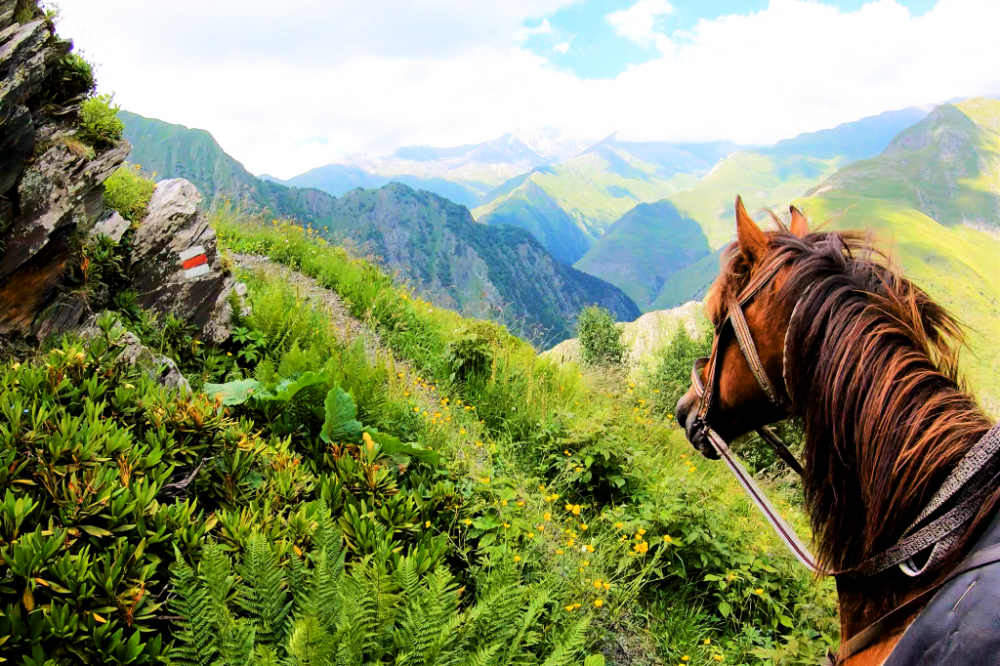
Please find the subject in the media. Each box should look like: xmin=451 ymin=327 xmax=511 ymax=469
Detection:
xmin=231 ymin=253 xmax=483 ymax=458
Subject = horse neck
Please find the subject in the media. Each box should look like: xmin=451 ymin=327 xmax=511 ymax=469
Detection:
xmin=804 ymin=370 xmax=996 ymax=640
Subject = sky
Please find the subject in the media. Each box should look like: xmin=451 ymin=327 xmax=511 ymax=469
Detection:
xmin=55 ymin=0 xmax=997 ymax=179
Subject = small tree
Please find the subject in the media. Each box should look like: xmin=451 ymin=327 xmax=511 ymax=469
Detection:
xmin=577 ymin=305 xmax=626 ymax=369
xmin=648 ymin=322 xmax=712 ymax=414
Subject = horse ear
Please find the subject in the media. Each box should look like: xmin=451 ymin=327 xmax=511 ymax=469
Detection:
xmin=735 ymin=195 xmax=767 ymax=261
xmin=789 ymin=205 xmax=809 ymax=237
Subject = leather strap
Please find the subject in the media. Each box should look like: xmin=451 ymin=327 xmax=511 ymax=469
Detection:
xmin=728 ymin=293 xmax=787 ymax=408
xmin=837 ymin=540 xmax=1000 ymax=662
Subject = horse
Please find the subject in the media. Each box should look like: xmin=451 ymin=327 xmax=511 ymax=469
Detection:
xmin=675 ymin=197 xmax=1000 ymax=665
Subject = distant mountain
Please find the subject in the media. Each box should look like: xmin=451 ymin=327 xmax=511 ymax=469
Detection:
xmin=120 ymin=111 xmax=337 ymax=225
xmin=119 ymin=111 xmax=638 ymax=342
xmin=574 ymin=201 xmax=711 ymax=307
xmin=312 ymin=183 xmax=640 ymax=343
xmin=474 ymin=135 xmax=727 ymax=263
xmin=282 ymin=128 xmax=595 ymax=208
xmin=571 ymin=106 xmax=931 ymax=308
xmin=798 ymin=98 xmax=1000 ymax=407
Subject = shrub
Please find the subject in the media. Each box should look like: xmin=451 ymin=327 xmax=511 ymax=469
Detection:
xmin=577 ymin=305 xmax=626 ymax=369
xmin=104 ymin=164 xmax=155 ymax=223
xmin=0 ymin=315 xmax=246 ymax=663
xmin=646 ymin=322 xmax=712 ymax=415
xmin=77 ymin=93 xmax=124 ymax=150
xmin=40 ymin=53 xmax=96 ymax=105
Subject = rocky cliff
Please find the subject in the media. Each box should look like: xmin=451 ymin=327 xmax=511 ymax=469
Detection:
xmin=0 ymin=3 xmax=235 ymax=343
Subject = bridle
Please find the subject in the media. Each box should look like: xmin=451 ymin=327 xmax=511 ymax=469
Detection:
xmin=687 ymin=246 xmax=1000 ymax=662
xmin=687 ymin=249 xmax=820 ymax=572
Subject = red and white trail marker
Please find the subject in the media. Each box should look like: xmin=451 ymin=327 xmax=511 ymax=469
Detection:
xmin=178 ymin=245 xmax=210 ymax=279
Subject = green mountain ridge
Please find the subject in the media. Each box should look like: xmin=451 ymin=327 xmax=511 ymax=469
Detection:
xmin=474 ymin=136 xmax=712 ymax=261
xmin=121 ymin=112 xmax=640 ymax=343
xmin=312 ymin=183 xmax=641 ymax=343
xmin=572 ymin=107 xmax=932 ymax=308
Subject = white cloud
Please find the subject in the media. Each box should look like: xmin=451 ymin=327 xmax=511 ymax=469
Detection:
xmin=553 ymin=40 xmax=572 ymax=54
xmin=606 ymin=0 xmax=675 ymax=49
xmin=54 ymin=0 xmax=1000 ymax=179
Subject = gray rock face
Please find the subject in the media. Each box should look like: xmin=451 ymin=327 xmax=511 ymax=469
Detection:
xmin=130 ymin=178 xmax=234 ymax=341
xmin=90 ymin=211 xmax=129 ymax=242
xmin=117 ymin=331 xmax=191 ymax=393
xmin=0 ymin=9 xmax=132 ymax=336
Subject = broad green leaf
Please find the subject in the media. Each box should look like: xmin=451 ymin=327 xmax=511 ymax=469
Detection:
xmin=320 ymin=387 xmax=362 ymax=443
xmin=718 ymin=601 xmax=732 ymax=618
xmin=204 ymin=379 xmax=271 ymax=406
xmin=365 ymin=429 xmax=441 ymax=467
xmin=80 ymin=525 xmax=113 ymax=538
xmin=259 ymin=370 xmax=329 ymax=404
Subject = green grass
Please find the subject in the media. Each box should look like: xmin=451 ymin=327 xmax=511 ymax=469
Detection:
xmin=104 ymin=163 xmax=156 ymax=223
xmin=214 ymin=210 xmax=839 ymax=664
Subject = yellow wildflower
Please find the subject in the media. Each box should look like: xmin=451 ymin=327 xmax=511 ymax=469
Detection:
xmin=594 ymin=599 xmax=603 ymax=608
xmin=514 ymin=555 xmax=521 ymax=562
xmin=501 ymin=500 xmax=508 ymax=506
xmin=755 ymin=588 xmax=764 ymax=595
xmin=462 ymin=519 xmax=472 ymax=526
xmin=555 ymin=549 xmax=564 ymax=555
xmin=585 ymin=544 xmax=595 ymax=553
xmin=543 ymin=513 xmax=551 ymax=521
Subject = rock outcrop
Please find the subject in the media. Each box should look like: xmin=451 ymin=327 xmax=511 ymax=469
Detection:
xmin=129 ymin=178 xmax=235 ymax=342
xmin=0 ymin=4 xmax=239 ymax=343
xmin=0 ymin=3 xmax=129 ymax=335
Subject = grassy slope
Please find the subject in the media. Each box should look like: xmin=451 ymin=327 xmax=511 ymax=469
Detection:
xmin=215 ymin=215 xmax=838 ymax=664
xmin=574 ymin=108 xmax=930 ymax=310
xmin=474 ymin=180 xmax=593 ymax=265
xmin=573 ymin=201 xmax=712 ymax=308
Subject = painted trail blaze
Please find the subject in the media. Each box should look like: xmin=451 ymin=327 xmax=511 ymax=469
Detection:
xmin=179 ymin=245 xmax=210 ymax=279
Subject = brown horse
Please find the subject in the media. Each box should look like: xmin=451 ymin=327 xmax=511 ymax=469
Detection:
xmin=675 ymin=197 xmax=999 ymax=665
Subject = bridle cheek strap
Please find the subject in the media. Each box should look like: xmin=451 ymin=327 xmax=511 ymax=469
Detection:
xmin=689 ymin=252 xmax=816 ymax=570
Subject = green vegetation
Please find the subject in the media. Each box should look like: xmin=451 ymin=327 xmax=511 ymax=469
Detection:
xmin=77 ymin=94 xmax=124 ymax=151
xmin=577 ymin=306 xmax=626 ymax=369
xmin=645 ymin=323 xmax=713 ymax=417
xmin=104 ymin=164 xmax=156 ymax=223
xmin=0 ymin=204 xmax=837 ymax=664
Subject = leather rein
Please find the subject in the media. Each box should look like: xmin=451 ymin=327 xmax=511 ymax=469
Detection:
xmin=688 ymin=250 xmax=1000 ymax=662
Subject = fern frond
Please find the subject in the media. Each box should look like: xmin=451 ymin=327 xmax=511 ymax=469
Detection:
xmin=236 ymin=533 xmax=292 ymax=650
xmin=169 ymin=558 xmax=219 ymax=666
xmin=540 ymin=614 xmax=590 ymax=666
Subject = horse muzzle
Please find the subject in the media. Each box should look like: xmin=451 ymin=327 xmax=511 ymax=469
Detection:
xmin=676 ymin=388 xmax=720 ymax=460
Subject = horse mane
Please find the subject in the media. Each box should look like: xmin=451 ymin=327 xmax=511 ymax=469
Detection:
xmin=709 ymin=226 xmax=994 ymax=575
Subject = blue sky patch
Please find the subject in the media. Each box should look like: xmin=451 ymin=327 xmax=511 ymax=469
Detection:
xmin=524 ymin=0 xmax=940 ymax=80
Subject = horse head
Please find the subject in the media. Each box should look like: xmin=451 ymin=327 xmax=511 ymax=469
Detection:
xmin=675 ymin=195 xmax=809 ymax=460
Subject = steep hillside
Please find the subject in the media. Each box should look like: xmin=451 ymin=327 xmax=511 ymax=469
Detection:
xmin=123 ymin=113 xmax=637 ymax=341
xmin=573 ymin=107 xmax=930 ymax=308
xmin=542 ymin=301 xmax=706 ymax=370
xmin=475 ymin=135 xmax=719 ymax=259
xmin=312 ymin=182 xmax=640 ymax=343
xmin=121 ymin=110 xmax=339 ymax=224
xmin=799 ymin=98 xmax=1000 ymax=409
xmin=573 ymin=201 xmax=711 ymax=307
xmin=284 ymin=128 xmax=594 ymax=208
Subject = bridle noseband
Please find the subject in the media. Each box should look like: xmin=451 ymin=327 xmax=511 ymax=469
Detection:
xmin=688 ymin=251 xmax=819 ymax=572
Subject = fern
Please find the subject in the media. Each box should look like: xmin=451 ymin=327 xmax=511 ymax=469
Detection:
xmin=169 ymin=558 xmax=219 ymax=666
xmin=236 ymin=533 xmax=291 ymax=650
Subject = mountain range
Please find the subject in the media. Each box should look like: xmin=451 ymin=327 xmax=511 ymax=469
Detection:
xmin=119 ymin=112 xmax=639 ymax=343
xmin=266 ymin=128 xmax=594 ymax=209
